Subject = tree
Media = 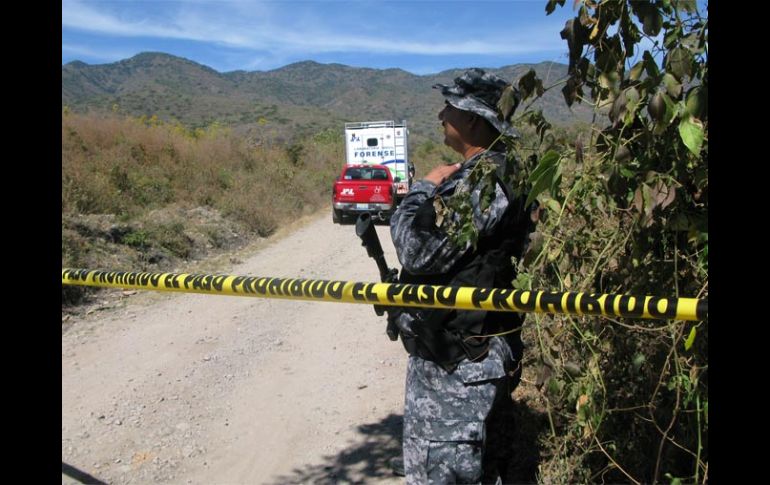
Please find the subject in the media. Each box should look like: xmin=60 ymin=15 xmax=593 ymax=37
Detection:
xmin=526 ymin=1 xmax=708 ymax=482
xmin=443 ymin=1 xmax=707 ymax=482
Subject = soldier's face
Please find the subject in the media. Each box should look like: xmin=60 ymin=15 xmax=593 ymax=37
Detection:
xmin=438 ymin=103 xmax=471 ymax=153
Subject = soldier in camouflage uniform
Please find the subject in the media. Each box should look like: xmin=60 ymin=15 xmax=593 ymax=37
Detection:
xmin=389 ymin=68 xmax=535 ymax=484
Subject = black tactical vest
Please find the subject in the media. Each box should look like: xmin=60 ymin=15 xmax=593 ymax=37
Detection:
xmin=392 ymin=177 xmax=536 ymax=372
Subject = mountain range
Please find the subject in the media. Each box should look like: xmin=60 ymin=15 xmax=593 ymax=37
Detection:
xmin=62 ymin=52 xmax=595 ymax=143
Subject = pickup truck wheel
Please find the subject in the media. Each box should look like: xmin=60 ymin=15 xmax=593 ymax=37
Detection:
xmin=332 ymin=208 xmax=342 ymax=224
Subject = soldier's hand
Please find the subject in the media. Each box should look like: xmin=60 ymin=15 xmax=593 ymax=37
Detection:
xmin=423 ymin=163 xmax=461 ymax=185
xmin=388 ymin=310 xmax=418 ymax=338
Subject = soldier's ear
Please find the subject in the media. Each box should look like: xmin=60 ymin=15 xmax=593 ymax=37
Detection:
xmin=466 ymin=112 xmax=482 ymax=128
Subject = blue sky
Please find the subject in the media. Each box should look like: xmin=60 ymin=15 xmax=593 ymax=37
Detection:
xmin=62 ymin=0 xmax=585 ymax=75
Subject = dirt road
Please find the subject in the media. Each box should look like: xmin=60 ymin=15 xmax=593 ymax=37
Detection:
xmin=62 ymin=212 xmax=408 ymax=484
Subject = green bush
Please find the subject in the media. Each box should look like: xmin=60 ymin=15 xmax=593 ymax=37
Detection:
xmin=524 ymin=2 xmax=708 ymax=482
xmin=121 ymin=229 xmax=149 ymax=248
xmin=439 ymin=2 xmax=707 ymax=481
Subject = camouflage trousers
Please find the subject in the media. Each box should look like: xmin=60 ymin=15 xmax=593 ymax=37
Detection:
xmin=402 ymin=336 xmax=517 ymax=484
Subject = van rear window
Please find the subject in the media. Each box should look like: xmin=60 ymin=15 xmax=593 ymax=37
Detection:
xmin=344 ymin=167 xmax=389 ymax=181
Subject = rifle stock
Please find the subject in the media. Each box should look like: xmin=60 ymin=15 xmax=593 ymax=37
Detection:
xmin=355 ymin=213 xmax=400 ymax=341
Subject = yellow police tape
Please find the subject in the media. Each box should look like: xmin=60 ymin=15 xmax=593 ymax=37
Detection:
xmin=62 ymin=268 xmax=707 ymax=321
xmin=62 ymin=268 xmax=708 ymax=321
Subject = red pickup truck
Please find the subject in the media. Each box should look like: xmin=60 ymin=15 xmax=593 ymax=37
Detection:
xmin=332 ymin=164 xmax=397 ymax=224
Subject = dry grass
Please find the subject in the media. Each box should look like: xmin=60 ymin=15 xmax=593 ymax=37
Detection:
xmin=62 ymin=111 xmax=344 ymax=303
xmin=62 ymin=111 xmax=342 ymax=226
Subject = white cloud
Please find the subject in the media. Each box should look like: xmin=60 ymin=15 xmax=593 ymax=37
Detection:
xmin=62 ymin=0 xmax=235 ymax=43
xmin=62 ymin=0 xmax=566 ymax=58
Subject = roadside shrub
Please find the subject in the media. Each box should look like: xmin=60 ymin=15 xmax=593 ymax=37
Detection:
xmin=62 ymin=109 xmax=344 ymax=274
xmin=520 ymin=2 xmax=709 ymax=482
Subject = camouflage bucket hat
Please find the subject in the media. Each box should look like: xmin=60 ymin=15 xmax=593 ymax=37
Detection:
xmin=433 ymin=68 xmax=520 ymax=138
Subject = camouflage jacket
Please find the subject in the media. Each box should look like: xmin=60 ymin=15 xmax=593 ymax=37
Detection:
xmin=390 ymin=149 xmax=511 ymax=275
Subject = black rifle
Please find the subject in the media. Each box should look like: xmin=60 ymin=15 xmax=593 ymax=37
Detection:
xmin=355 ymin=213 xmax=400 ymax=341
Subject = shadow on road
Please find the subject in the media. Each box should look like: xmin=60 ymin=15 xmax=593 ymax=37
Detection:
xmin=61 ymin=462 xmax=107 ymax=485
xmin=264 ymin=397 xmax=547 ymax=484
xmin=505 ymin=399 xmax=549 ymax=484
xmin=266 ymin=413 xmax=404 ymax=484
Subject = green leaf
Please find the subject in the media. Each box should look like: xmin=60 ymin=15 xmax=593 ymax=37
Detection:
xmin=620 ymin=167 xmax=635 ymax=179
xmin=666 ymin=47 xmax=694 ymax=81
xmin=527 ymin=166 xmax=557 ymax=207
xmin=609 ymin=89 xmax=627 ymax=125
xmin=682 ymin=30 xmax=706 ymax=54
xmin=675 ymin=0 xmax=697 ymax=13
xmin=545 ymin=0 xmax=566 ymax=15
xmin=562 ymin=77 xmax=582 ymax=107
xmin=632 ymin=353 xmax=646 ymax=372
xmin=546 ymin=377 xmax=563 ymax=396
xmin=517 ymin=69 xmax=544 ymax=101
xmin=547 ymin=246 xmax=561 ymax=261
xmin=679 ymin=115 xmax=704 ymax=155
xmin=653 ymin=91 xmax=677 ymax=134
xmin=526 ymin=151 xmax=561 ymax=207
xmin=561 ymin=18 xmax=591 ymax=73
xmin=642 ymin=10 xmax=663 ymax=37
xmin=685 ymin=85 xmax=707 ymax=119
xmin=664 ymin=24 xmax=683 ymax=49
xmin=662 ymin=73 xmax=682 ymax=98
xmin=643 ymin=50 xmax=660 ymax=78
xmin=623 ymin=87 xmax=641 ymax=127
xmin=629 ymin=60 xmax=645 ymax=81
xmin=665 ymin=473 xmax=683 ymax=485
xmin=641 ymin=183 xmax=653 ymax=217
xmin=620 ymin=7 xmax=641 ymax=58
xmin=497 ymin=85 xmax=521 ymax=120
xmin=595 ymin=34 xmax=623 ymax=72
xmin=578 ymin=5 xmax=593 ymax=27
xmin=614 ymin=145 xmax=631 ymax=163
xmin=598 ymin=71 xmax=620 ymax=91
xmin=648 ymin=91 xmax=665 ymax=122
xmin=545 ymin=198 xmax=561 ymax=213
xmin=529 ymin=150 xmax=559 ymax=181
xmin=476 ymin=165 xmax=498 ymax=213
xmin=512 ymin=272 xmax=532 ymax=290
xmin=684 ymin=326 xmax=697 ymax=351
